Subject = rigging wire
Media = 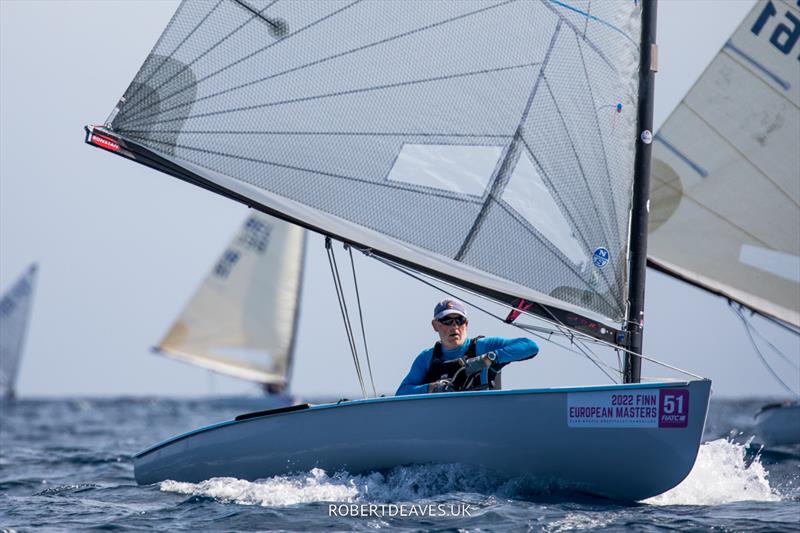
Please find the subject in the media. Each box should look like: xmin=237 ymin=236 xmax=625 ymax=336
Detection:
xmin=734 ymin=303 xmax=799 ymax=371
xmin=367 ymin=250 xmax=621 ymax=382
xmin=346 ymin=244 xmax=377 ymax=397
xmin=363 ymin=247 xmax=704 ymax=381
xmin=731 ymin=302 xmax=799 ymax=397
xmin=325 ymin=237 xmax=367 ymax=398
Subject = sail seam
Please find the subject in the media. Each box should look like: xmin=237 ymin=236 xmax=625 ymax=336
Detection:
xmin=723 ymin=40 xmax=792 ymax=93
xmin=518 ymin=136 xmax=622 ymax=316
xmin=119 ymin=0 xmax=363 ymax=125
xmin=539 ymin=76 xmax=621 ymax=303
xmin=121 ymin=61 xmax=543 ymax=130
xmin=119 ymin=0 xmax=516 ymax=126
xmin=574 ymin=32 xmax=623 ymax=255
xmin=120 ymin=0 xmax=227 ymax=109
xmin=492 ymin=198 xmax=622 ymax=315
xmin=652 ymin=177 xmax=781 ymax=250
xmin=546 ymin=0 xmax=637 ymax=47
xmin=680 ymin=101 xmax=800 ymax=210
xmin=721 ymin=48 xmax=799 ymax=111
xmin=121 ymin=133 xmax=486 ymax=206
xmin=455 ymin=21 xmax=562 ymax=261
xmin=541 ymin=0 xmax=618 ymax=72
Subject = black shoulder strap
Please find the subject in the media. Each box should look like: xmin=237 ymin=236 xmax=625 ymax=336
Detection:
xmin=432 ymin=342 xmax=443 ymax=364
xmin=465 ymin=335 xmax=485 ymax=358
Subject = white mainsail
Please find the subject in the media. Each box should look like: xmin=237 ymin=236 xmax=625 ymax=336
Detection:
xmin=0 ymin=264 xmax=37 ymax=400
xmin=156 ymin=212 xmax=305 ymax=392
xmin=649 ymin=0 xmax=800 ymax=328
xmin=87 ymin=0 xmax=646 ymax=343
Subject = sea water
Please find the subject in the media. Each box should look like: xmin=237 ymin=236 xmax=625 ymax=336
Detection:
xmin=1 ymin=398 xmax=798 ymax=532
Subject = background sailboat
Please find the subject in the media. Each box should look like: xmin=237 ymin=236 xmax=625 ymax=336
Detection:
xmin=154 ymin=211 xmax=305 ymax=396
xmin=648 ymin=0 xmax=799 ymax=444
xmin=0 ymin=263 xmax=38 ymax=401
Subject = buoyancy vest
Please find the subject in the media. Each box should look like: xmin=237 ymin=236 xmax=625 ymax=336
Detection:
xmin=423 ymin=336 xmax=502 ymax=391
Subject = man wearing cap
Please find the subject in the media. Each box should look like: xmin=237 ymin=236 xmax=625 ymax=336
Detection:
xmin=396 ymin=298 xmax=539 ymax=395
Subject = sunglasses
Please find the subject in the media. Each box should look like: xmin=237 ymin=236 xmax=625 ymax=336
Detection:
xmin=438 ymin=315 xmax=466 ymax=326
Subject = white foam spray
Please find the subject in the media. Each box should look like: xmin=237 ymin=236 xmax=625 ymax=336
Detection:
xmin=160 ymin=464 xmax=503 ymax=507
xmin=160 ymin=439 xmax=780 ymax=507
xmin=161 ymin=469 xmax=364 ymax=506
xmin=645 ymin=438 xmax=780 ymax=505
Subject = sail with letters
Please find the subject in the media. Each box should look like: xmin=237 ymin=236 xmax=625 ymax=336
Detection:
xmin=86 ymin=0 xmax=714 ymax=501
xmin=0 ymin=264 xmax=37 ymax=400
xmin=649 ymin=0 xmax=800 ymax=329
xmin=155 ymin=211 xmax=305 ymax=394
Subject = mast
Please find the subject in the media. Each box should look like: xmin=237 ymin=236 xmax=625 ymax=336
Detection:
xmin=624 ymin=0 xmax=658 ymax=384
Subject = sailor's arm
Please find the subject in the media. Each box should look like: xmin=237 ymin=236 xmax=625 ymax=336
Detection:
xmin=478 ymin=337 xmax=539 ymax=364
xmin=395 ymin=350 xmax=434 ymax=396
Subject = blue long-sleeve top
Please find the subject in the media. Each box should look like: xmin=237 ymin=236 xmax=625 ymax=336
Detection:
xmin=395 ymin=336 xmax=539 ymax=396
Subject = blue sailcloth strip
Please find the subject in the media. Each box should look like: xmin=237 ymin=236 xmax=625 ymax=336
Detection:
xmin=654 ymin=134 xmax=708 ymax=178
xmin=724 ymin=40 xmax=791 ymax=92
xmin=547 ymin=0 xmax=637 ymax=46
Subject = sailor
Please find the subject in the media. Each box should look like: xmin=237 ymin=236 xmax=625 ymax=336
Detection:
xmin=396 ymin=298 xmax=539 ymax=395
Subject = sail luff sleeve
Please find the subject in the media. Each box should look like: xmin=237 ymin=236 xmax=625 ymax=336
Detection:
xmin=624 ymin=0 xmax=657 ymax=384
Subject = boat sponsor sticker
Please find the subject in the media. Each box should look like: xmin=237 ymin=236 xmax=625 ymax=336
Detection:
xmin=567 ymin=388 xmax=689 ymax=428
xmin=592 ymin=247 xmax=610 ymax=268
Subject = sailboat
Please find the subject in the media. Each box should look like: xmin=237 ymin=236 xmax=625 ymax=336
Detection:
xmin=154 ymin=211 xmax=305 ymax=396
xmin=0 ymin=263 xmax=38 ymax=401
xmin=85 ymin=1 xmax=712 ymax=500
xmin=648 ymin=0 xmax=799 ymax=445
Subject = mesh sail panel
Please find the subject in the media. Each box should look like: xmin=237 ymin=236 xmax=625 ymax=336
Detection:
xmin=650 ymin=0 xmax=800 ymax=327
xmin=0 ymin=264 xmax=37 ymax=398
xmin=108 ymin=0 xmax=642 ymax=326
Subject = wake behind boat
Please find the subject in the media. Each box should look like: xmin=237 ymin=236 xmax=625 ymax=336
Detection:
xmin=135 ymin=381 xmax=710 ymax=502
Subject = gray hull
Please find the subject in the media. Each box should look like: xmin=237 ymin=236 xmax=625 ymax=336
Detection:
xmin=135 ymin=380 xmax=711 ymax=501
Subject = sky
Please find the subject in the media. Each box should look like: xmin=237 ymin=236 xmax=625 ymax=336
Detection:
xmin=1 ymin=0 xmax=798 ymax=399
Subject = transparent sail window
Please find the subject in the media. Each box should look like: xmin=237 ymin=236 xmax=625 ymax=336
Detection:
xmin=503 ymin=151 xmax=587 ymax=266
xmin=387 ymin=143 xmax=503 ymax=197
xmin=739 ymin=244 xmax=800 ymax=284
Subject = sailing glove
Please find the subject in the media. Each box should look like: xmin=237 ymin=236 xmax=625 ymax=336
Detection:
xmin=429 ymin=379 xmax=454 ymax=393
xmin=463 ymin=352 xmax=495 ymax=376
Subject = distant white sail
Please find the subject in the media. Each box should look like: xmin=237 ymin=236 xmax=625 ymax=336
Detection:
xmin=0 ymin=264 xmax=37 ymax=400
xmin=650 ymin=0 xmax=800 ymax=327
xmin=156 ymin=212 xmax=306 ymax=392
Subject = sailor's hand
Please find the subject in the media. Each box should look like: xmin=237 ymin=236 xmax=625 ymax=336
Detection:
xmin=463 ymin=353 xmax=492 ymax=376
xmin=429 ymin=379 xmax=454 ymax=393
